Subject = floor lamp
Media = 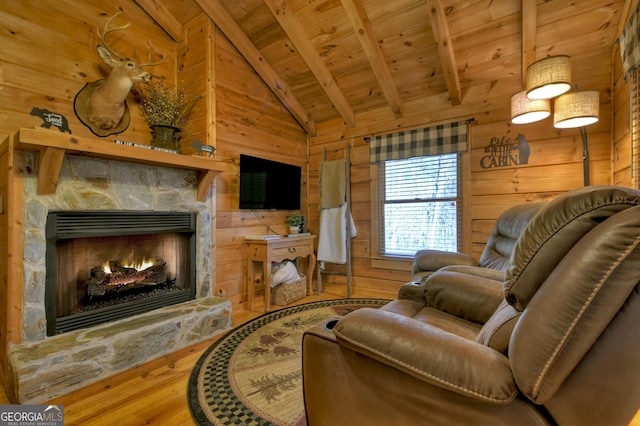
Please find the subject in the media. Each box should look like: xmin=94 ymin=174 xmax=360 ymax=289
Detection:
xmin=553 ymin=91 xmax=600 ymax=186
xmin=511 ymin=56 xmax=600 ymax=187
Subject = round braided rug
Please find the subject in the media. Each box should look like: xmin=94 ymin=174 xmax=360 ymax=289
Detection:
xmin=188 ymin=298 xmax=389 ymax=426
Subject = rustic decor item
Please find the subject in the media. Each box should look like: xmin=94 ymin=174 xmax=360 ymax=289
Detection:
xmin=136 ymin=80 xmax=201 ymax=149
xmin=149 ymin=125 xmax=179 ymax=151
xmin=74 ymin=11 xmax=164 ymax=137
xmin=191 ymin=139 xmax=216 ymax=156
xmin=30 ymin=107 xmax=72 ymax=133
xmin=188 ymin=298 xmax=389 ymax=425
xmin=270 ymin=274 xmax=307 ymax=305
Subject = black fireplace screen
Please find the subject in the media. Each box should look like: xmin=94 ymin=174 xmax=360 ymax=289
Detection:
xmin=45 ymin=211 xmax=197 ymax=335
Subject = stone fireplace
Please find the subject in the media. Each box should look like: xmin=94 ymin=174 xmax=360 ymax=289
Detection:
xmin=7 ymin=140 xmax=231 ymax=404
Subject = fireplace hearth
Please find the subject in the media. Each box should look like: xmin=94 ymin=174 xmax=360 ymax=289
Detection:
xmin=45 ymin=211 xmax=197 ymax=335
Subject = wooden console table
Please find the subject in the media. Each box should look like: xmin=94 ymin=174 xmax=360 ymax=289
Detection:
xmin=246 ymin=235 xmax=316 ymax=312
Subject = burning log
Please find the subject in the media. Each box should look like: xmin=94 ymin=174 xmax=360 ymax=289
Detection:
xmin=86 ymin=259 xmax=168 ymax=299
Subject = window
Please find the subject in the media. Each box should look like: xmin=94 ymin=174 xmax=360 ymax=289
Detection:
xmin=377 ymin=153 xmax=461 ymax=256
xmin=369 ymin=120 xmax=469 ymax=258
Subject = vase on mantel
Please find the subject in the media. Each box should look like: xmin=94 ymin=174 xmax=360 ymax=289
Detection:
xmin=150 ymin=125 xmax=180 ymax=151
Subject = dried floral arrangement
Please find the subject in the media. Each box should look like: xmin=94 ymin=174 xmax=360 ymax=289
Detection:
xmin=136 ymin=80 xmax=202 ymax=129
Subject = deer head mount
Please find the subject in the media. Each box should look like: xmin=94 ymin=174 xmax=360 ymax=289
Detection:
xmin=74 ymin=11 xmax=164 ymax=137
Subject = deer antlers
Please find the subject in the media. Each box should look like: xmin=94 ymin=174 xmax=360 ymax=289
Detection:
xmin=74 ymin=11 xmax=165 ymax=137
xmin=97 ymin=12 xmax=165 ymax=67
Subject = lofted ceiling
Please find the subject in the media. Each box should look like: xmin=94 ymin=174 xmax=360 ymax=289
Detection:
xmin=134 ymin=0 xmax=632 ymax=135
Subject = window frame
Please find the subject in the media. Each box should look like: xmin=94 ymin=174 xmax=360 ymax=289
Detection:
xmin=370 ymin=150 xmax=471 ymax=261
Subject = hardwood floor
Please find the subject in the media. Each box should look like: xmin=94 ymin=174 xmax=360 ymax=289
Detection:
xmin=45 ymin=289 xmax=359 ymax=425
xmin=1 ymin=286 xmax=638 ymax=425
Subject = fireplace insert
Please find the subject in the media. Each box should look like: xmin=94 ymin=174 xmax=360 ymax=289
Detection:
xmin=45 ymin=211 xmax=197 ymax=335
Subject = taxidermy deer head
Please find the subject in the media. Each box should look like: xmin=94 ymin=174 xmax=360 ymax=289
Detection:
xmin=74 ymin=11 xmax=164 ymax=136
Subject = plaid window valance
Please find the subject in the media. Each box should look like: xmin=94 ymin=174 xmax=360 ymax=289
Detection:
xmin=369 ymin=120 xmax=468 ymax=163
xmin=620 ymin=2 xmax=640 ymax=75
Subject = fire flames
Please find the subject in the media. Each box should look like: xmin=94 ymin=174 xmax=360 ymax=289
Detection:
xmin=102 ymin=258 xmax=155 ymax=274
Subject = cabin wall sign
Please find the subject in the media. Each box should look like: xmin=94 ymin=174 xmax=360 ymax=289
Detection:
xmin=30 ymin=107 xmax=72 ymax=133
xmin=480 ymin=133 xmax=530 ymax=169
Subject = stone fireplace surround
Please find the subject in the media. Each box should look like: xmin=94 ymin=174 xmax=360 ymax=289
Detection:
xmin=7 ymin=148 xmax=231 ymax=404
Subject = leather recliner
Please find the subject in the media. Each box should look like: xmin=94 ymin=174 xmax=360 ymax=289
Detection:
xmin=412 ymin=201 xmax=544 ymax=283
xmin=402 ymin=201 xmax=544 ymax=304
xmin=302 ymin=186 xmax=640 ymax=425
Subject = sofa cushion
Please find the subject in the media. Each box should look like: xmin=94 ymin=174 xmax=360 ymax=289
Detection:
xmin=478 ymin=202 xmax=545 ymax=271
xmin=504 ymin=186 xmax=640 ymax=311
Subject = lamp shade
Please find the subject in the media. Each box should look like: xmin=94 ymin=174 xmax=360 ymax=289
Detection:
xmin=526 ymin=55 xmax=572 ymax=100
xmin=511 ymin=91 xmax=551 ymax=124
xmin=553 ymin=90 xmax=599 ymax=128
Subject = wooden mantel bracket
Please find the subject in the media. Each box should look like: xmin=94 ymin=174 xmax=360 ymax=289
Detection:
xmin=38 ymin=146 xmax=65 ymax=195
xmin=14 ymin=128 xmax=227 ymax=202
xmin=197 ymin=170 xmax=218 ymax=202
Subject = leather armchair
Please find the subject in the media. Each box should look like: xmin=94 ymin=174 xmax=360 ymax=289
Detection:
xmin=303 ymin=186 xmax=640 ymax=425
xmin=412 ymin=202 xmax=544 ymax=283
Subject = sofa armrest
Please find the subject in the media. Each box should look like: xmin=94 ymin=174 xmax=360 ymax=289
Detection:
xmin=425 ymin=267 xmax=504 ymax=324
xmin=333 ymin=308 xmax=517 ymax=404
xmin=397 ymin=282 xmax=426 ymax=302
xmin=413 ymin=250 xmax=478 ymax=276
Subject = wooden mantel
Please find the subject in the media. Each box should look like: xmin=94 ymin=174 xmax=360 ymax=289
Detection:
xmin=14 ymin=128 xmax=226 ymax=202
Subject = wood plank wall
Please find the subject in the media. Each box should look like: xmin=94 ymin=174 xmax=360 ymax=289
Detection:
xmin=0 ymin=1 xmax=175 ymax=144
xmin=0 ymin=0 xmax=178 ymax=383
xmin=212 ymin=31 xmax=309 ymax=306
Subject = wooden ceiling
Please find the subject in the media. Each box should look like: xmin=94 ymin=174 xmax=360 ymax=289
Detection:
xmin=134 ymin=0 xmax=631 ymax=135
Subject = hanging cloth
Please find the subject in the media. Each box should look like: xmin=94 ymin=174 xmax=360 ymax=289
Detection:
xmin=620 ymin=3 xmax=640 ymax=76
xmin=319 ymin=160 xmax=346 ymax=209
xmin=317 ymin=203 xmax=356 ymax=264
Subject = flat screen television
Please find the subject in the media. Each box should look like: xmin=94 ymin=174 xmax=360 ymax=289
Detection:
xmin=239 ymin=154 xmax=301 ymax=210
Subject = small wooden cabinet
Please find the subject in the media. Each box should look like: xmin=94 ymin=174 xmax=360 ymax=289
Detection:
xmin=246 ymin=235 xmax=316 ymax=312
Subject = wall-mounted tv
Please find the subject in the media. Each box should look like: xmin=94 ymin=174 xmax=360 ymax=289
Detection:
xmin=239 ymin=154 xmax=301 ymax=210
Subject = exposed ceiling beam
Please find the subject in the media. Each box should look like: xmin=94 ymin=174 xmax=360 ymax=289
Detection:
xmin=194 ymin=0 xmax=316 ymax=135
xmin=617 ymin=0 xmax=640 ymax=38
xmin=263 ymin=0 xmax=356 ymax=128
xmin=426 ymin=0 xmax=461 ymax=106
xmin=341 ymin=0 xmax=403 ymax=118
xmin=521 ymin=0 xmax=537 ymax=87
xmin=134 ymin=0 xmax=184 ymax=42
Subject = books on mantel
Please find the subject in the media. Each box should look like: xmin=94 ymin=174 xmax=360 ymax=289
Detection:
xmin=286 ymin=232 xmax=311 ymax=238
xmin=245 ymin=235 xmax=282 ymax=240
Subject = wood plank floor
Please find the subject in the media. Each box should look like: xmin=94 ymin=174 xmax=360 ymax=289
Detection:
xmin=47 ymin=288 xmax=371 ymax=425
xmin=1 ymin=286 xmax=638 ymax=426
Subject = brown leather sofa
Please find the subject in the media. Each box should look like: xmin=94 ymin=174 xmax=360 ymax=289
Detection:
xmin=412 ymin=201 xmax=544 ymax=283
xmin=302 ymin=186 xmax=640 ymax=425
